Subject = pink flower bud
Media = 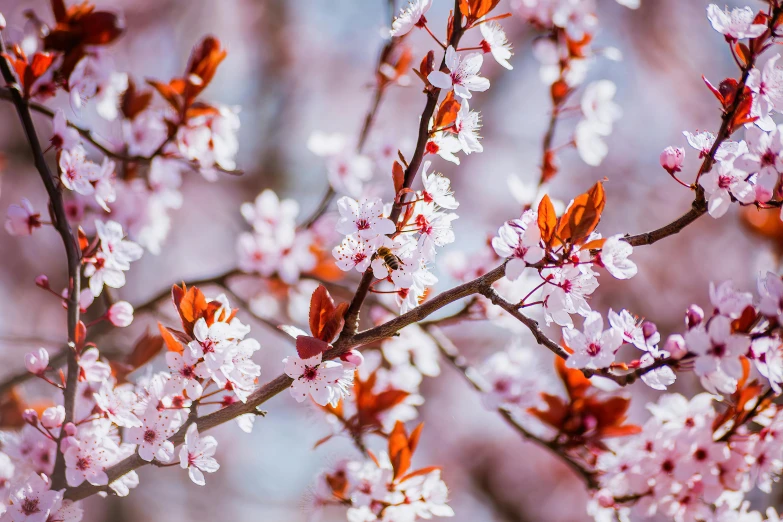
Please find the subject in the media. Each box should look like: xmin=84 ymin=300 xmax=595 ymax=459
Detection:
xmin=108 ymin=301 xmax=134 ymax=327
xmin=22 ymin=409 xmax=39 ymax=425
xmin=0 ymin=13 xmax=6 ymax=30
xmin=595 ymin=489 xmax=615 ymax=508
xmin=35 ymin=274 xmax=49 ymax=289
xmin=25 ymin=348 xmax=49 ymax=375
xmin=665 ymin=334 xmax=688 ymax=360
xmin=641 ymin=321 xmax=657 ymax=340
xmin=63 ymin=422 xmax=77 ymax=436
xmin=660 ymin=146 xmax=684 ymax=174
xmin=685 ymin=304 xmax=704 ymax=329
xmin=340 ymin=350 xmax=364 ymax=367
xmin=41 ymin=405 xmax=65 ymax=429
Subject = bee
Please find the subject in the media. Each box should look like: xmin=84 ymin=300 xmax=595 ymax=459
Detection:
xmin=376 ymin=246 xmax=402 ymax=271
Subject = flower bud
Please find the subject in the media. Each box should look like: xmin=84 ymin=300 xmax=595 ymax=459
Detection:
xmin=0 ymin=13 xmax=6 ymax=31
xmin=595 ymin=489 xmax=615 ymax=509
xmin=22 ymin=409 xmax=38 ymax=425
xmin=41 ymin=405 xmax=65 ymax=429
xmin=685 ymin=304 xmax=704 ymax=329
xmin=664 ymin=334 xmax=688 ymax=360
xmin=108 ymin=301 xmax=134 ymax=327
xmin=35 ymin=274 xmax=49 ymax=289
xmin=25 ymin=347 xmax=49 ymax=375
xmin=641 ymin=321 xmax=657 ymax=340
xmin=63 ymin=422 xmax=77 ymax=436
xmin=660 ymin=146 xmax=684 ymax=174
xmin=340 ymin=350 xmax=364 ymax=367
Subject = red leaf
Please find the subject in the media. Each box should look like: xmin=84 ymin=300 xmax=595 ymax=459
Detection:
xmin=309 ymin=285 xmax=336 ymax=339
xmin=393 ymin=161 xmax=405 ymax=196
xmin=295 ymin=336 xmax=330 ymax=359
xmin=319 ymin=302 xmax=348 ymax=343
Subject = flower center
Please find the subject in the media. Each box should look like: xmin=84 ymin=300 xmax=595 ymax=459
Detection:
xmin=303 ymin=365 xmax=319 ymax=381
xmin=355 ymin=219 xmax=371 ymax=230
xmin=717 ymin=175 xmax=732 ymax=189
xmin=21 ymin=497 xmax=40 ymax=515
xmin=143 ymin=429 xmax=157 ymax=443
xmin=586 ymin=343 xmax=602 ymax=356
xmin=76 ymin=456 xmax=92 ymax=471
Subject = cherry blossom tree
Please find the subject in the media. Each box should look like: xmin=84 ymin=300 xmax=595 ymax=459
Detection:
xmin=5 ymin=0 xmax=783 ymax=521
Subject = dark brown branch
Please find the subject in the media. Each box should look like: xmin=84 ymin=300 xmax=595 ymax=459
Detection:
xmin=64 ymin=262 xmax=510 ymax=500
xmin=0 ymin=35 xmax=82 ymax=490
xmin=479 ymin=285 xmax=676 ymax=386
xmin=342 ymin=0 xmax=468 ymax=335
xmin=0 ymin=88 xmax=242 ymax=176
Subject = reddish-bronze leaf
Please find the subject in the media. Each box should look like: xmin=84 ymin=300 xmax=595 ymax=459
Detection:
xmin=309 ymin=285 xmax=336 ymax=339
xmin=126 ymin=331 xmax=164 ymax=370
xmin=295 ymin=336 xmax=330 ymax=359
xmin=147 ymin=79 xmax=182 ymax=113
xmin=184 ymin=36 xmax=226 ymax=102
xmin=393 ymin=161 xmax=405 ymax=196
xmin=319 ymin=302 xmax=348 ymax=343
xmin=80 ymin=11 xmax=124 ymax=45
xmin=121 ymin=79 xmax=153 ymax=120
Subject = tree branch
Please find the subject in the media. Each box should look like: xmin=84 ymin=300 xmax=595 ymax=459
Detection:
xmin=427 ymin=325 xmax=599 ymax=489
xmin=342 ymin=0 xmax=468 ymax=335
xmin=0 ymin=35 xmax=82 ymax=490
xmin=63 ymin=261 xmax=510 ymax=500
xmin=0 ymin=88 xmax=242 ymax=176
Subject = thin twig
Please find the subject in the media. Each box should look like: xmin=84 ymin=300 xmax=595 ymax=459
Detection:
xmin=428 ymin=326 xmax=599 ymax=489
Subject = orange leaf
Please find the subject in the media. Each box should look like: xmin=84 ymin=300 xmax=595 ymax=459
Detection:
xmin=408 ymin=422 xmax=424 ymax=455
xmin=398 ymin=466 xmax=441 ymax=483
xmin=537 ymin=194 xmax=557 ymax=244
xmin=557 ymin=181 xmax=606 ymax=245
xmin=388 ymin=421 xmax=412 ymax=481
xmin=158 ymin=322 xmax=184 ymax=354
xmin=433 ymin=91 xmax=460 ymax=130
xmin=555 ymin=356 xmax=591 ymax=401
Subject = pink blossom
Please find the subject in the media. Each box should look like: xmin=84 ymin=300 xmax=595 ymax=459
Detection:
xmin=178 ymin=423 xmax=219 ymax=486
xmin=428 ymin=46 xmax=490 ymax=100
xmin=563 ymin=311 xmax=623 ymax=369
xmin=283 ymin=353 xmax=355 ymax=407
xmin=5 ymin=199 xmax=42 ymax=236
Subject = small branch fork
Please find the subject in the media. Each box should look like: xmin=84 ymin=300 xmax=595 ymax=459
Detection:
xmin=0 ymin=35 xmax=81 ymax=490
xmin=298 ymin=4 xmax=398 ymax=229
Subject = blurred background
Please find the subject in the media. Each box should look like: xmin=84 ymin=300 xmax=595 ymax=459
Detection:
xmin=0 ymin=0 xmax=780 ymax=520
